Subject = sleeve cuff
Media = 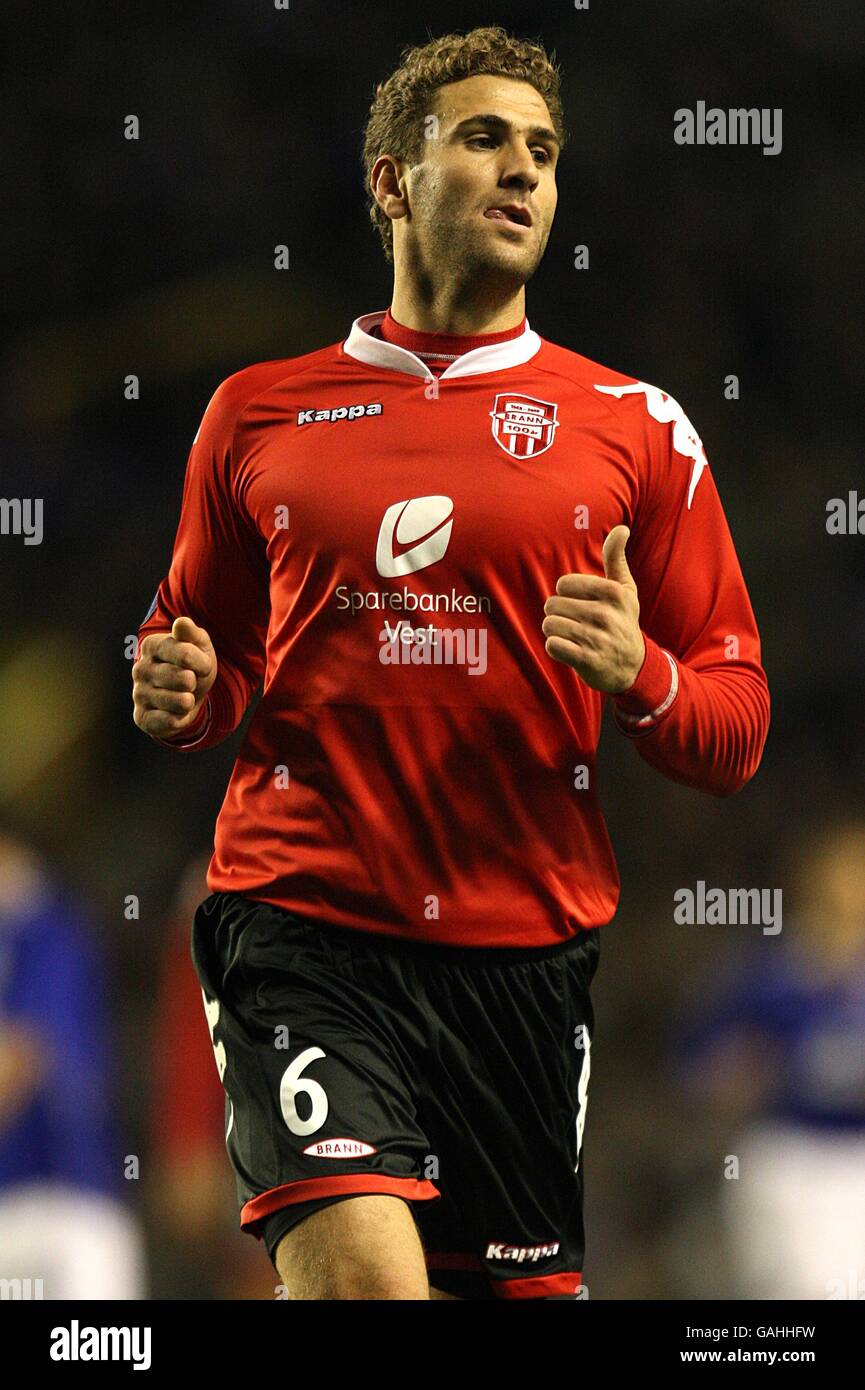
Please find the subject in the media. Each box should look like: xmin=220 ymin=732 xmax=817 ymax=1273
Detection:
xmin=613 ymin=634 xmax=679 ymax=730
xmin=149 ymin=696 xmax=213 ymax=750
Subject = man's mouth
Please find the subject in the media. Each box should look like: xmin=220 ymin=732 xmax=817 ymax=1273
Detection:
xmin=483 ymin=204 xmax=532 ymax=229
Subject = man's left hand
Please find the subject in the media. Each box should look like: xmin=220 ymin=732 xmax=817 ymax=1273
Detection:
xmin=542 ymin=525 xmax=646 ymax=694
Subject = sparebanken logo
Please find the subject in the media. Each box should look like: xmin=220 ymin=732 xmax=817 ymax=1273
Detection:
xmin=376 ymin=496 xmax=454 ymax=577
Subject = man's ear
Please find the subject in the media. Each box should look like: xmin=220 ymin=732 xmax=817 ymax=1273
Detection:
xmin=371 ymin=154 xmax=409 ymax=222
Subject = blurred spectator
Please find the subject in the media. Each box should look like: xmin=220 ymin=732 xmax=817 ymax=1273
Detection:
xmin=0 ymin=831 xmax=145 ymax=1298
xmin=674 ymin=821 xmax=865 ymax=1299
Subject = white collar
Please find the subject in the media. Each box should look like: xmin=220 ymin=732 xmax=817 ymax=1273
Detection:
xmin=342 ymin=309 xmax=542 ymax=380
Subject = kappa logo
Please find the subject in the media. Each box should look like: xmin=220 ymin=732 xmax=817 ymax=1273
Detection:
xmin=301 ymin=1138 xmax=378 ymax=1158
xmin=485 ymin=1241 xmax=561 ymax=1264
xmin=490 ymin=393 xmax=560 ymax=459
xmin=297 ymin=402 xmax=383 ymax=425
xmin=593 ymin=380 xmax=708 ymax=508
xmin=376 ymin=495 xmax=454 ymax=577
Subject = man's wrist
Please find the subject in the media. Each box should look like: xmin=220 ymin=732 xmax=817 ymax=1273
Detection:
xmin=152 ymin=695 xmax=212 ymax=747
xmin=613 ymin=633 xmax=678 ymax=723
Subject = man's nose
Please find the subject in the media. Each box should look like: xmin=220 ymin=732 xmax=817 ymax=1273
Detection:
xmin=502 ymin=146 xmax=539 ymax=188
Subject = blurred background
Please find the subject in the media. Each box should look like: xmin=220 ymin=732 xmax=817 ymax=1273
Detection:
xmin=1 ymin=0 xmax=863 ymax=1299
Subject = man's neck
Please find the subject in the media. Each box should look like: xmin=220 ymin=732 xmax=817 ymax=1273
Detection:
xmin=389 ymin=283 xmax=526 ymax=336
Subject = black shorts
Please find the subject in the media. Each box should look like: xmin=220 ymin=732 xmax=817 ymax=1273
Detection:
xmin=191 ymin=891 xmax=600 ymax=1301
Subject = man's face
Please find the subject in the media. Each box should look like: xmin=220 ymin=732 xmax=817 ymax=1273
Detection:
xmin=395 ymin=74 xmax=560 ymax=290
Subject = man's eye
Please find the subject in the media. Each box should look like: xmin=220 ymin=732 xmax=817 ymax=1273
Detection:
xmin=468 ymin=135 xmax=551 ymax=164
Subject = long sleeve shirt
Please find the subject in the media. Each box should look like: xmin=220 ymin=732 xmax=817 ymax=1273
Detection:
xmin=136 ymin=309 xmax=770 ymax=947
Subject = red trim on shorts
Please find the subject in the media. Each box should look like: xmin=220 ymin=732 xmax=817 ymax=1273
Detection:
xmin=425 ymin=1252 xmax=484 ymax=1272
xmin=491 ymin=1271 xmax=583 ymax=1299
xmin=240 ymin=1174 xmax=441 ymax=1230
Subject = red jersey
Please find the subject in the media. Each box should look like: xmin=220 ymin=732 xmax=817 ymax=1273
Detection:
xmin=137 ymin=309 xmax=770 ymax=947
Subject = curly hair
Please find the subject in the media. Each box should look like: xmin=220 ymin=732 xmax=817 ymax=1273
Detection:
xmin=362 ymin=25 xmax=567 ymax=263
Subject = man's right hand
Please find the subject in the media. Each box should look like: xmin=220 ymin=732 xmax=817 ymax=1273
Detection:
xmin=132 ymin=616 xmax=217 ymax=741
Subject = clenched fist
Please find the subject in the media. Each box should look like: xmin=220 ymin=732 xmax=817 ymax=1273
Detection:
xmin=542 ymin=525 xmax=646 ymax=694
xmin=132 ymin=616 xmax=217 ymax=740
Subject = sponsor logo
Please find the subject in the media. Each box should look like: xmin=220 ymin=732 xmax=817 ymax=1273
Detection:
xmin=301 ymin=1138 xmax=378 ymax=1158
xmin=490 ymin=394 xmax=560 ymax=458
xmin=485 ymin=1241 xmax=561 ymax=1264
xmin=334 ymin=502 xmax=494 ymax=656
xmin=376 ymin=495 xmax=454 ymax=577
xmin=297 ymin=403 xmax=383 ymax=425
xmin=335 ymin=584 xmax=491 ymax=616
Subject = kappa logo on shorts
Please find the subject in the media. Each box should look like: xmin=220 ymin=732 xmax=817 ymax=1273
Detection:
xmin=301 ymin=1138 xmax=378 ymax=1158
xmin=485 ymin=1240 xmax=560 ymax=1264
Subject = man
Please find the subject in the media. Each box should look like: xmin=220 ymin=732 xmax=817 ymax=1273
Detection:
xmin=133 ymin=25 xmax=769 ymax=1300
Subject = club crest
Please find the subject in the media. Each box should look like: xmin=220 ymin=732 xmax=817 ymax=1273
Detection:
xmin=490 ymin=394 xmax=560 ymax=459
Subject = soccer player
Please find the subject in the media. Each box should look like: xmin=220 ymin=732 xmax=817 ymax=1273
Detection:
xmin=132 ymin=25 xmax=770 ymax=1300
